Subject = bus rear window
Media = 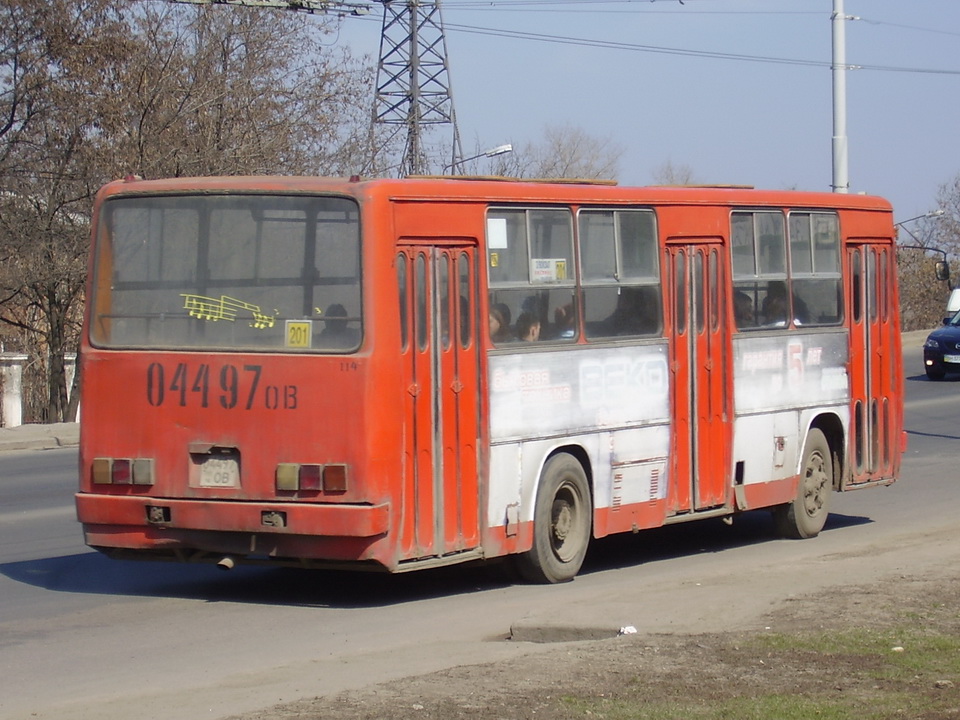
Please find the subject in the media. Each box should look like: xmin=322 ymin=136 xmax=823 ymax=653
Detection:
xmin=90 ymin=194 xmax=361 ymax=352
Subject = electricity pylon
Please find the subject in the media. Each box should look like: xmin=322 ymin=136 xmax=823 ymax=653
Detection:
xmin=371 ymin=1 xmax=464 ymax=176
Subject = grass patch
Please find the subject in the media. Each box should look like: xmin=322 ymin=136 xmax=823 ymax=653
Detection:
xmin=752 ymin=626 xmax=960 ymax=678
xmin=562 ymin=623 xmax=959 ymax=720
xmin=562 ymin=694 xmax=853 ymax=720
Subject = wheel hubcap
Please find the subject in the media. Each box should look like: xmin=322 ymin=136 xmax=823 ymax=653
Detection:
xmin=803 ymin=452 xmax=828 ymax=517
xmin=550 ymin=483 xmax=582 ymax=562
xmin=553 ymin=501 xmax=572 ymax=542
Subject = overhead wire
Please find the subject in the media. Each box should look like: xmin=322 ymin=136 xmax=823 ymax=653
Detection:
xmin=435 ymin=19 xmax=960 ymax=76
xmin=203 ymin=0 xmax=960 ymax=76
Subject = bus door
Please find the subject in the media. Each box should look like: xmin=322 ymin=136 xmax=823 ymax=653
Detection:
xmin=665 ymin=240 xmax=730 ymax=513
xmin=846 ymin=241 xmax=897 ymax=485
xmin=397 ymin=244 xmax=481 ymax=560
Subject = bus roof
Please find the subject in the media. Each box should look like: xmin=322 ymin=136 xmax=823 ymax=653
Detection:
xmin=97 ymin=175 xmax=894 ymax=213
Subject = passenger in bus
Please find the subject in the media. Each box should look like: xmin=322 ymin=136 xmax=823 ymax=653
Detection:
xmin=761 ymin=281 xmax=788 ymax=326
xmin=489 ymin=304 xmax=514 ymax=343
xmin=318 ymin=303 xmax=359 ymax=346
xmin=734 ymin=290 xmax=756 ymax=328
xmin=516 ymin=312 xmax=541 ymax=342
xmin=553 ymin=303 xmax=577 ymax=338
xmin=606 ymin=286 xmax=658 ymax=336
xmin=791 ymin=290 xmax=811 ymax=325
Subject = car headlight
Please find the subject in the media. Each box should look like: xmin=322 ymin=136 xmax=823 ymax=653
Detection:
xmin=925 ymin=337 xmax=941 ymax=349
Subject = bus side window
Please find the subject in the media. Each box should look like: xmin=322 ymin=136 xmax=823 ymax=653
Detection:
xmin=486 ymin=207 xmax=577 ymax=347
xmin=788 ymin=212 xmax=842 ymax=326
xmin=579 ymin=208 xmax=661 ymax=340
xmin=731 ymin=210 xmax=787 ymax=330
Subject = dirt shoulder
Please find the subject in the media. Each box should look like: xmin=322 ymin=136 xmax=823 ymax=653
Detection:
xmin=230 ymin=563 xmax=960 ymax=720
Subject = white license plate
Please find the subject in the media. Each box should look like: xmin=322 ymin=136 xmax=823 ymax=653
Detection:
xmin=944 ymin=354 xmax=960 ymax=364
xmin=199 ymin=457 xmax=240 ymax=488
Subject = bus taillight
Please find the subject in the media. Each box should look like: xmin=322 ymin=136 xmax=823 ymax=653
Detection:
xmin=323 ymin=464 xmax=348 ymax=493
xmin=92 ymin=457 xmax=155 ymax=485
xmin=299 ymin=465 xmax=323 ymax=490
xmin=276 ymin=463 xmax=348 ymax=493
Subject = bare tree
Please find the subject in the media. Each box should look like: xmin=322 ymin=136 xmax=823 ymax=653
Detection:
xmin=491 ymin=123 xmax=623 ymax=180
xmin=0 ymin=0 xmax=375 ymax=421
xmin=651 ymin=159 xmax=696 ymax=186
xmin=0 ymin=0 xmax=129 ymax=421
xmin=930 ymin=173 xmax=960 ymax=262
xmin=91 ymin=4 xmax=375 ymax=179
xmin=895 ymin=174 xmax=960 ymax=331
xmin=897 ymin=246 xmax=950 ymax=331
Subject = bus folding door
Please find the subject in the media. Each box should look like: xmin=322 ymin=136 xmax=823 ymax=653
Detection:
xmin=397 ymin=244 xmax=481 ymax=561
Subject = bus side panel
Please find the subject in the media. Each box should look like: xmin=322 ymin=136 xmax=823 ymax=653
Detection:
xmin=483 ymin=344 xmax=672 ymax=550
xmin=730 ymin=330 xmax=850 ymax=507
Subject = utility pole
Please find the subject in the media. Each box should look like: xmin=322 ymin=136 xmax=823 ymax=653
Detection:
xmin=372 ymin=1 xmax=463 ymax=176
xmin=831 ymin=0 xmax=856 ymax=194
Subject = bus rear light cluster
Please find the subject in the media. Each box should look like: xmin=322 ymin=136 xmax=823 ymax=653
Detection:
xmin=276 ymin=463 xmax=349 ymax=493
xmin=92 ymin=457 xmax=155 ymax=485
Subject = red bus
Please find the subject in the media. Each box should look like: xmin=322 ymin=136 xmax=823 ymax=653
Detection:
xmin=76 ymin=176 xmax=904 ymax=582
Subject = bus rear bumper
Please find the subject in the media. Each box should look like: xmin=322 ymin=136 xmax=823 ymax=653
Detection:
xmin=76 ymin=493 xmax=390 ymax=543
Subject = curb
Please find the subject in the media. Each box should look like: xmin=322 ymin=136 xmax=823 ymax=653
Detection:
xmin=509 ymin=621 xmax=625 ymax=643
xmin=0 ymin=423 xmax=79 ymax=453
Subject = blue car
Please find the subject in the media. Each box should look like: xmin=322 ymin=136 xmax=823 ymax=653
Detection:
xmin=923 ymin=316 xmax=960 ymax=379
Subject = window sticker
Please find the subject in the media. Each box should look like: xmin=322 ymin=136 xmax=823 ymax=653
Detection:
xmin=285 ymin=320 xmax=313 ymax=348
xmin=181 ymin=293 xmax=275 ymax=329
xmin=487 ymin=217 xmax=509 ymax=249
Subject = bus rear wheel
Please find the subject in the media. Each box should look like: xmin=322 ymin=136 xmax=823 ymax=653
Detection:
xmin=516 ymin=453 xmax=591 ymax=584
xmin=773 ymin=428 xmax=832 ymax=539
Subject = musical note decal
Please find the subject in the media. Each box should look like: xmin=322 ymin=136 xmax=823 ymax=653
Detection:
xmin=181 ymin=294 xmax=276 ymax=329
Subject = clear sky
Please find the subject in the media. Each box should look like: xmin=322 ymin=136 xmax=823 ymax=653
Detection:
xmin=330 ymin=0 xmax=960 ymax=223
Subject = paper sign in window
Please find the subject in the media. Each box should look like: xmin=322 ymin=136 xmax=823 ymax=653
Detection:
xmin=530 ymin=258 xmax=567 ymax=284
xmin=487 ymin=217 xmax=509 ymax=249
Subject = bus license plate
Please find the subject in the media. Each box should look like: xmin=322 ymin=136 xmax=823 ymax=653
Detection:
xmin=199 ymin=457 xmax=240 ymax=488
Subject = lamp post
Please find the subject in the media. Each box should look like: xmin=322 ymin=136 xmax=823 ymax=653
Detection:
xmin=895 ymin=209 xmax=945 ymax=244
xmin=895 ymin=209 xmax=945 ymax=227
xmin=443 ymin=144 xmax=513 ymax=175
xmin=896 ymin=210 xmax=949 ymax=284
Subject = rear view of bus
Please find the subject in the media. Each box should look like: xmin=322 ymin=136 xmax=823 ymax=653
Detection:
xmin=76 ymin=177 xmax=394 ymax=570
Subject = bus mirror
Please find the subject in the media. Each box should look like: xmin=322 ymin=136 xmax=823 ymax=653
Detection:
xmin=935 ymin=260 xmax=950 ymax=283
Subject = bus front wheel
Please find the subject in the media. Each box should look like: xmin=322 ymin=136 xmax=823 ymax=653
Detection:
xmin=516 ymin=453 xmax=592 ymax=584
xmin=773 ymin=428 xmax=832 ymax=539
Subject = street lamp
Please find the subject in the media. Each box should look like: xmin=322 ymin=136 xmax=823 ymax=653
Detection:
xmin=894 ymin=209 xmax=945 ymax=231
xmin=444 ymin=144 xmax=513 ymax=174
xmin=896 ymin=209 xmax=949 ymax=284
xmin=895 ymin=209 xmax=945 ymax=245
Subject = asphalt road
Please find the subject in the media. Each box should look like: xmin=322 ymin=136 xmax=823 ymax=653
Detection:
xmin=1 ymin=340 xmax=958 ymax=720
